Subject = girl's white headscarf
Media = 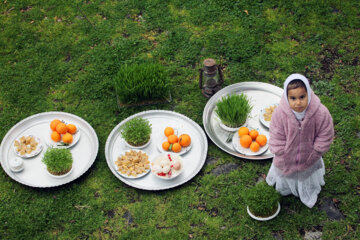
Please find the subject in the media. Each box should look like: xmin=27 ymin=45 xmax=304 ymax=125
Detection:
xmin=283 ymin=73 xmax=312 ymax=121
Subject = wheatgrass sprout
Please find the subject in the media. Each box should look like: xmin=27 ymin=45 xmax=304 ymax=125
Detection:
xmin=42 ymin=148 xmax=73 ymax=175
xmin=119 ymin=117 xmax=152 ymax=146
xmin=215 ymin=93 xmax=252 ymax=128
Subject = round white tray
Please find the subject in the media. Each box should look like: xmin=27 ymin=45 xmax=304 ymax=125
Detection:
xmin=0 ymin=112 xmax=99 ymax=188
xmin=203 ymin=82 xmax=282 ymax=160
xmin=105 ymin=110 xmax=208 ymax=191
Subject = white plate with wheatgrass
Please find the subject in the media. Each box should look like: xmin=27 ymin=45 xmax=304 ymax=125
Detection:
xmin=114 ymin=149 xmax=151 ymax=179
xmin=259 ymin=103 xmax=278 ymax=129
xmin=0 ymin=111 xmax=99 ymax=188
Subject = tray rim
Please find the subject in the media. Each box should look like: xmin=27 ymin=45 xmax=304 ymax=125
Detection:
xmin=203 ymin=82 xmax=283 ymax=160
xmin=105 ymin=110 xmax=208 ymax=191
xmin=0 ymin=111 xmax=99 ymax=188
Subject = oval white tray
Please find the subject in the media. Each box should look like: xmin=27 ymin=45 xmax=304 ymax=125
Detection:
xmin=203 ymin=82 xmax=282 ymax=160
xmin=0 ymin=112 xmax=99 ymax=188
xmin=105 ymin=110 xmax=208 ymax=191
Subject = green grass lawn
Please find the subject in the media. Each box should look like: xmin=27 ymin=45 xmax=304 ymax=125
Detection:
xmin=1 ymin=1 xmax=359 ymax=239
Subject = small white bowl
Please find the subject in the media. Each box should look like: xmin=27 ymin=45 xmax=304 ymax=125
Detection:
xmin=247 ymin=202 xmax=280 ymax=221
xmin=124 ymin=137 xmax=151 ymax=149
xmin=46 ymin=166 xmax=73 ymax=179
xmin=151 ymin=153 xmax=183 ymax=180
xmin=219 ymin=119 xmax=248 ymax=132
xmin=9 ymin=157 xmax=25 ymax=172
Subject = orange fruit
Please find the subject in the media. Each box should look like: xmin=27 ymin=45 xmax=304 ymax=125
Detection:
xmin=171 ymin=142 xmax=182 ymax=153
xmin=162 ymin=141 xmax=170 ymax=151
xmin=56 ymin=122 xmax=68 ymax=134
xmin=240 ymin=135 xmax=252 ymax=148
xmin=62 ymin=133 xmax=73 ymax=144
xmin=250 ymin=141 xmax=260 ymax=152
xmin=67 ymin=124 xmax=77 ymax=134
xmin=168 ymin=134 xmax=178 ymax=144
xmin=179 ymin=134 xmax=191 ymax=147
xmin=249 ymin=129 xmax=259 ymax=140
xmin=51 ymin=131 xmax=61 ymax=142
xmin=50 ymin=119 xmax=61 ymax=131
xmin=256 ymin=134 xmax=267 ymax=147
xmin=238 ymin=127 xmax=249 ymax=137
xmin=164 ymin=127 xmax=174 ymax=137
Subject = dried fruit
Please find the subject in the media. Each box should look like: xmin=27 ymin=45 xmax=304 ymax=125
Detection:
xmin=179 ymin=134 xmax=191 ymax=147
xmin=240 ymin=135 xmax=252 ymax=148
xmin=249 ymin=129 xmax=259 ymax=140
xmin=164 ymin=127 xmax=174 ymax=137
xmin=51 ymin=131 xmax=61 ymax=142
xmin=238 ymin=126 xmax=249 ymax=136
xmin=256 ymin=134 xmax=267 ymax=147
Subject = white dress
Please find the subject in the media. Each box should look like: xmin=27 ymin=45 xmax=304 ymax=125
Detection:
xmin=266 ymin=157 xmax=325 ymax=208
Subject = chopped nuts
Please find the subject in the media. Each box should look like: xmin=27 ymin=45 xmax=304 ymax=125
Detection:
xmin=263 ymin=105 xmax=277 ymax=121
xmin=115 ymin=150 xmax=150 ymax=177
xmin=14 ymin=136 xmax=39 ymax=155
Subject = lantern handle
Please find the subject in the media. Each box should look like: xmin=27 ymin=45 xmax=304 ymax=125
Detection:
xmin=199 ymin=68 xmax=204 ymax=89
xmin=217 ymin=65 xmax=224 ymax=86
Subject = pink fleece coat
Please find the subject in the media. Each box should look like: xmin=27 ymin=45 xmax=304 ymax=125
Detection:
xmin=269 ymin=91 xmax=334 ymax=175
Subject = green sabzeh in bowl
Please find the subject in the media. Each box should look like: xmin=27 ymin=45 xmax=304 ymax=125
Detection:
xmin=215 ymin=93 xmax=252 ymax=128
xmin=42 ymin=148 xmax=73 ymax=176
xmin=119 ymin=117 xmax=152 ymax=147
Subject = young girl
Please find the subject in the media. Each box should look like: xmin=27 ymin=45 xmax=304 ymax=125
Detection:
xmin=266 ymin=73 xmax=334 ymax=208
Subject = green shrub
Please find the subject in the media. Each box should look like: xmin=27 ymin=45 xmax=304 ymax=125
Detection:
xmin=119 ymin=117 xmax=152 ymax=146
xmin=215 ymin=93 xmax=252 ymax=128
xmin=114 ymin=63 xmax=170 ymax=104
xmin=42 ymin=148 xmax=73 ymax=175
xmin=244 ymin=181 xmax=280 ymax=218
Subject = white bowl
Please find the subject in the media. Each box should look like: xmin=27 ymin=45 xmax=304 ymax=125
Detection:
xmin=9 ymin=157 xmax=25 ymax=172
xmin=46 ymin=166 xmax=73 ymax=179
xmin=247 ymin=202 xmax=280 ymax=221
xmin=124 ymin=137 xmax=151 ymax=149
xmin=219 ymin=119 xmax=248 ymax=132
xmin=151 ymin=153 xmax=183 ymax=180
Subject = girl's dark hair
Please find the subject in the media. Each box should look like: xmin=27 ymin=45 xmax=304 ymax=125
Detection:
xmin=287 ymin=79 xmax=306 ymax=94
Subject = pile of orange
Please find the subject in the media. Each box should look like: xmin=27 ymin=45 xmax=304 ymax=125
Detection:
xmin=50 ymin=119 xmax=77 ymax=144
xmin=162 ymin=127 xmax=191 ymax=153
xmin=238 ymin=126 xmax=267 ymax=152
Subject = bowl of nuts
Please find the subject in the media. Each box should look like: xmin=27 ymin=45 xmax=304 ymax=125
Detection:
xmin=114 ymin=149 xmax=151 ymax=179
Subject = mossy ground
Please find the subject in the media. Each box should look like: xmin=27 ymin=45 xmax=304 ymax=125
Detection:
xmin=1 ymin=1 xmax=359 ymax=239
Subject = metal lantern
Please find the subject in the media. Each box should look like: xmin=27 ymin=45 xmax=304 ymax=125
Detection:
xmin=199 ymin=58 xmax=224 ymax=98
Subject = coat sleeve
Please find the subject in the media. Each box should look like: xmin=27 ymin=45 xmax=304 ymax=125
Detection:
xmin=269 ymin=109 xmax=287 ymax=156
xmin=313 ymin=107 xmax=334 ymax=154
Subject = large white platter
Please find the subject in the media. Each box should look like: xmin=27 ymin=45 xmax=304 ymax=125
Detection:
xmin=105 ymin=110 xmax=208 ymax=191
xmin=203 ymin=82 xmax=283 ymax=160
xmin=0 ymin=112 xmax=99 ymax=187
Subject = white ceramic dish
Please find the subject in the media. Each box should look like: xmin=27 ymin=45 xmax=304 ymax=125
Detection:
xmin=156 ymin=135 xmax=192 ymax=155
xmin=151 ymin=153 xmax=183 ymax=180
xmin=124 ymin=137 xmax=151 ymax=149
xmin=259 ymin=103 xmax=279 ymax=128
xmin=232 ymin=128 xmax=269 ymax=156
xmin=114 ymin=149 xmax=151 ymax=179
xmin=0 ymin=111 xmax=99 ymax=188
xmin=45 ymin=166 xmax=74 ymax=179
xmin=13 ymin=135 xmax=43 ymax=158
xmin=247 ymin=202 xmax=281 ymax=221
xmin=9 ymin=157 xmax=25 ymax=172
xmin=45 ymin=128 xmax=81 ymax=149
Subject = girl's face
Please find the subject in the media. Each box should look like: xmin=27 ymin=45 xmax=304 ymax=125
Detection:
xmin=287 ymin=87 xmax=308 ymax=112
